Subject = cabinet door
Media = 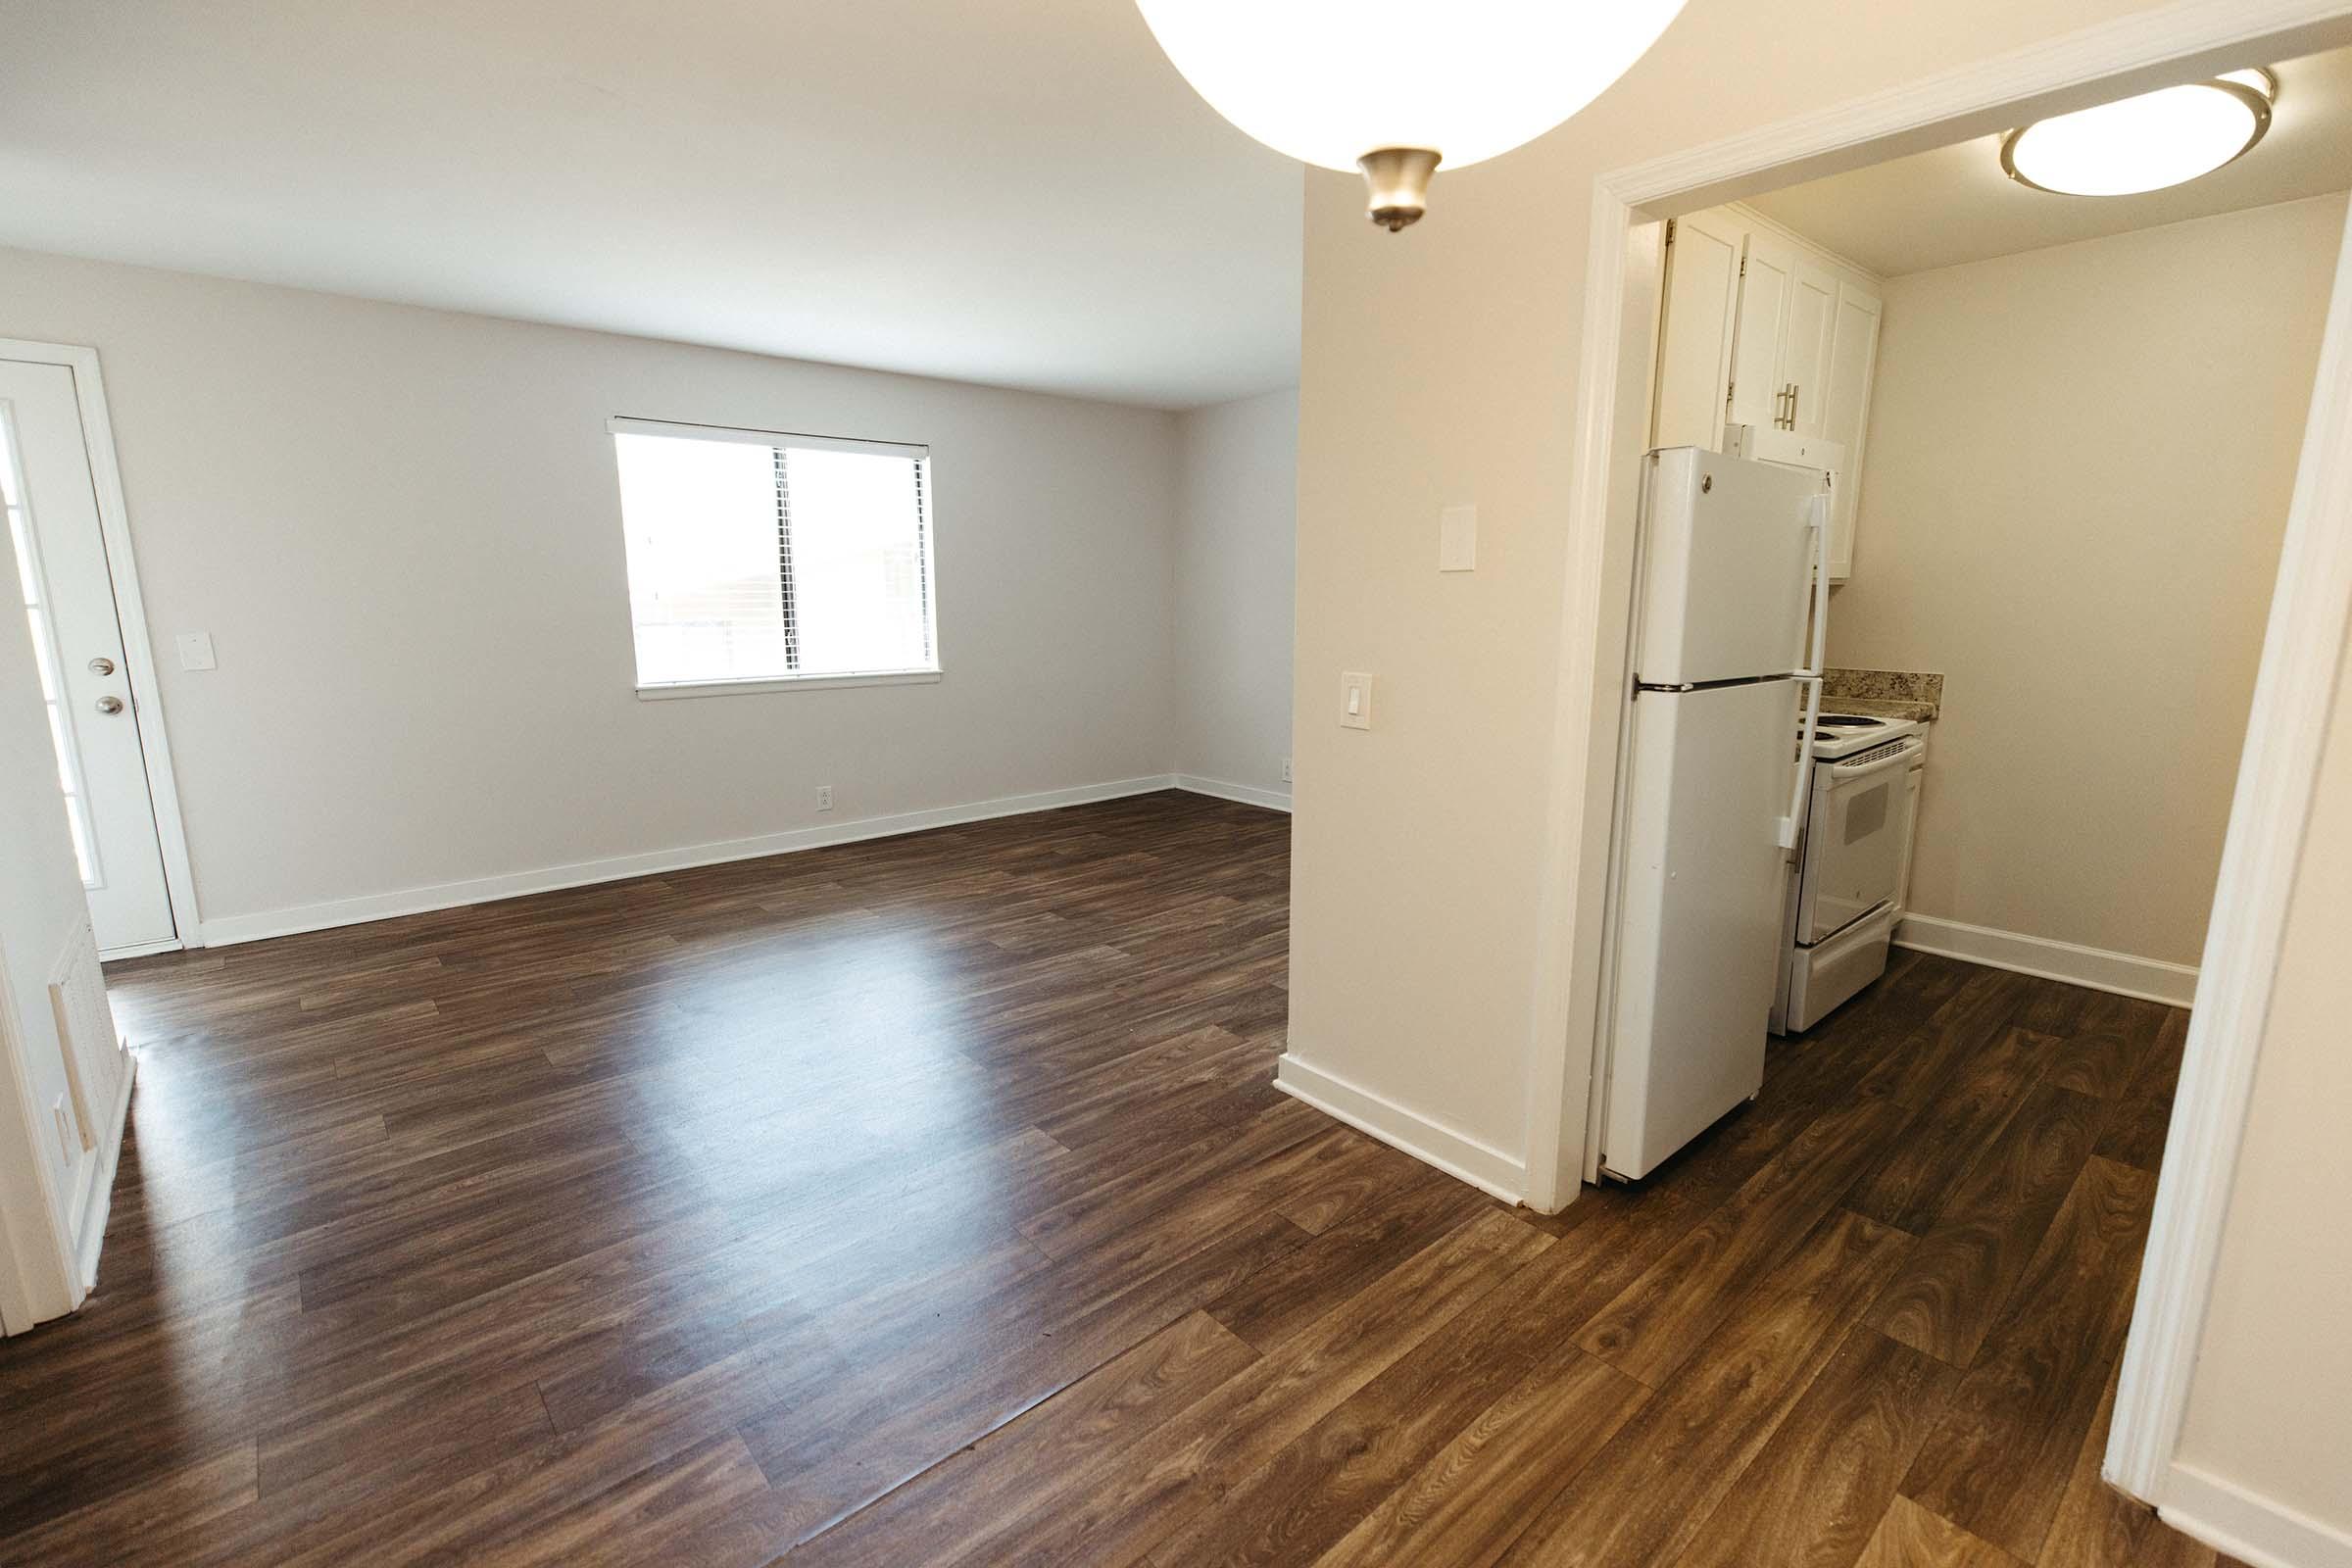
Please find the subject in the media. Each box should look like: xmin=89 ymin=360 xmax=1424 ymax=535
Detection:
xmin=1780 ymin=260 xmax=1838 ymax=436
xmin=1725 ymin=233 xmax=1793 ymax=434
xmin=1820 ymin=280 xmax=1883 ymax=580
xmin=1651 ymin=210 xmax=1744 ymax=452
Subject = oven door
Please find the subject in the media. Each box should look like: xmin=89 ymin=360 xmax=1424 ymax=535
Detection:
xmin=1795 ymin=738 xmax=1921 ymax=944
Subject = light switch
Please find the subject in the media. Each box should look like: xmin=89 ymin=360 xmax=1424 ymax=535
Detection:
xmin=1440 ymin=505 xmax=1477 ymax=571
xmin=175 ymin=632 xmax=217 ymax=671
xmin=1340 ymin=671 xmax=1373 ymax=731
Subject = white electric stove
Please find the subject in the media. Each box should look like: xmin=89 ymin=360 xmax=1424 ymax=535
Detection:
xmin=1806 ymin=709 xmax=1925 ymax=760
xmin=1772 ymin=708 xmax=1929 ymax=1032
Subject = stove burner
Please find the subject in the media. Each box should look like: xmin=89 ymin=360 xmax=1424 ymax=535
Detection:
xmin=1816 ymin=714 xmax=1883 ymax=727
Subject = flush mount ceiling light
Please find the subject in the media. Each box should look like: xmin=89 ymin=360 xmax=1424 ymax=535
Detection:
xmin=1134 ymin=0 xmax=1690 ymax=231
xmin=2000 ymin=69 xmax=2276 ymax=196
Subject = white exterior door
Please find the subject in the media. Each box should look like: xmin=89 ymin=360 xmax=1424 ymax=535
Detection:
xmin=0 ymin=358 xmax=176 ymax=954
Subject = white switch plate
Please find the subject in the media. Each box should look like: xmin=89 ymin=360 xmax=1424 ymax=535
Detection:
xmin=175 ymin=632 xmax=217 ymax=670
xmin=1340 ymin=672 xmax=1373 ymax=731
xmin=1440 ymin=505 xmax=1477 ymax=571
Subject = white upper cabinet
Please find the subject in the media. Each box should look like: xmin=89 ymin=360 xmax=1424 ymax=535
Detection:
xmin=1726 ymin=233 xmax=1793 ymax=435
xmin=1650 ymin=206 xmax=1883 ymax=581
xmin=1651 ymin=209 xmax=1744 ymax=452
xmin=1820 ymin=282 xmax=1884 ymax=580
xmin=1781 ymin=260 xmax=1838 ymax=437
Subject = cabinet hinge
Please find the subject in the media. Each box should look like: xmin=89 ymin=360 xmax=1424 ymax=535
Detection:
xmin=1664 ymin=218 xmax=1676 ymax=246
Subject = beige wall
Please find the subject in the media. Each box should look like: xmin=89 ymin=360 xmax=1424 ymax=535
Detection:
xmin=1174 ymin=387 xmax=1298 ymax=800
xmin=0 ymin=247 xmax=1182 ymax=934
xmin=2174 ymin=612 xmax=2352 ymax=1540
xmin=1829 ymin=195 xmax=2344 ymax=966
xmin=1287 ymin=0 xmax=2191 ymax=1172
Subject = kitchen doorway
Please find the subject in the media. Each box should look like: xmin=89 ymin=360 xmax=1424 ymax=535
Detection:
xmin=0 ymin=342 xmax=195 ymax=956
xmin=1519 ymin=0 xmax=2352 ymax=1540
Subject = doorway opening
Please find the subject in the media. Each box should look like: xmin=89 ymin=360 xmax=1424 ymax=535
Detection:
xmin=1521 ymin=3 xmax=2352 ymax=1551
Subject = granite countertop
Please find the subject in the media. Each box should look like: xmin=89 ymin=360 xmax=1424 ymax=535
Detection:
xmin=1821 ymin=668 xmax=1941 ymax=723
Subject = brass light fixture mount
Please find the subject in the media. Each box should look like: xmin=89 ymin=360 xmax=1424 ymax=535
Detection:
xmin=1356 ymin=147 xmax=1444 ymax=231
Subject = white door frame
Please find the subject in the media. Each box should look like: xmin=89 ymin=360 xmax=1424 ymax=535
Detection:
xmin=1520 ymin=0 xmax=2352 ymax=1516
xmin=0 ymin=338 xmax=200 ymax=956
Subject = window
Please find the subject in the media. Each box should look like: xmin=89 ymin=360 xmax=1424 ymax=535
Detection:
xmin=609 ymin=416 xmax=938 ymax=695
xmin=1 ymin=411 xmax=98 ymax=886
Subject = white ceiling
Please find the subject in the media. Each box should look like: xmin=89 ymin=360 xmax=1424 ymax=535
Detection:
xmin=1746 ymin=44 xmax=2352 ymax=277
xmin=0 ymin=0 xmax=1303 ymax=410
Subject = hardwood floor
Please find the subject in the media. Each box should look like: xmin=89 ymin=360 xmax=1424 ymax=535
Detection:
xmin=0 ymin=790 xmax=2238 ymax=1566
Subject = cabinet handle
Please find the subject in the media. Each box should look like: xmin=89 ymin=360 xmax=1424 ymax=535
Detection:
xmin=1788 ymin=383 xmax=1801 ymax=428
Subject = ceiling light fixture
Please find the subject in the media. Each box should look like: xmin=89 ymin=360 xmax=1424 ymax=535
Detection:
xmin=2000 ymin=69 xmax=2276 ymax=196
xmin=1133 ymin=0 xmax=1690 ymax=232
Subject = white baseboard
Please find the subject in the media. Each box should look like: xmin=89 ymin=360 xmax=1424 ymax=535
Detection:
xmin=197 ymin=775 xmax=1182 ymax=947
xmin=2161 ymin=1461 xmax=2352 ymax=1568
xmin=74 ymin=1052 xmax=134 ymax=1295
xmin=1274 ymin=1052 xmax=1527 ymax=1203
xmin=98 ymin=936 xmax=183 ymax=962
xmin=1893 ymin=912 xmax=2199 ymax=1008
xmin=1172 ymin=773 xmax=1293 ymax=812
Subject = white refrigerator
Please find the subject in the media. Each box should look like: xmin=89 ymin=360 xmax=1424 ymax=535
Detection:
xmin=1598 ymin=446 xmax=1828 ymax=1181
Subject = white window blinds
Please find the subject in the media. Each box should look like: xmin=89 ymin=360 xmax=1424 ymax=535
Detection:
xmin=610 ymin=416 xmax=937 ymax=691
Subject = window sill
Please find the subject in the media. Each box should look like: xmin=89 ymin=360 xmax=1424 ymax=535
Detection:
xmin=635 ymin=669 xmax=944 ymax=701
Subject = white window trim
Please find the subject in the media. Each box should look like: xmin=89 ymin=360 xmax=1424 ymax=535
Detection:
xmin=610 ymin=414 xmax=941 ymax=694
xmin=606 ymin=415 xmax=927 ymax=462
xmin=635 ymin=669 xmax=943 ymax=701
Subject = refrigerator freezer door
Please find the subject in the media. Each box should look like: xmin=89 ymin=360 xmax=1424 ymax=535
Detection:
xmin=1637 ymin=448 xmax=1823 ymax=687
xmin=1604 ymin=678 xmax=1801 ymax=1180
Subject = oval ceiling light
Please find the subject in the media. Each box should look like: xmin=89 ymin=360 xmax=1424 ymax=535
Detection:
xmin=2000 ymin=70 xmax=2275 ymax=197
xmin=1134 ymin=0 xmax=1690 ymax=231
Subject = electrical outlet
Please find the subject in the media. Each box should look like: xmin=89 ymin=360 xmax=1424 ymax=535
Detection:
xmin=815 ymin=785 xmax=834 ymax=812
xmin=1281 ymin=758 xmax=1293 ymax=783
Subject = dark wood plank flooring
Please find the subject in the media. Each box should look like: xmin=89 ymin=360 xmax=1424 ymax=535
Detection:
xmin=0 ymin=791 xmax=2237 ymax=1566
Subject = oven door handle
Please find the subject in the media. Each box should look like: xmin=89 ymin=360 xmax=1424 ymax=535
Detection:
xmin=1826 ymin=738 xmax=1924 ymax=787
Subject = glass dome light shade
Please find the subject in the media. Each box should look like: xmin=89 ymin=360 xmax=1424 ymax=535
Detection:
xmin=1133 ymin=0 xmax=1690 ymax=174
xmin=2001 ymin=77 xmax=2272 ymax=197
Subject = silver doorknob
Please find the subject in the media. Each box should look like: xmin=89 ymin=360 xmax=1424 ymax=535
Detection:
xmin=88 ymin=657 xmax=115 ymax=676
xmin=94 ymin=695 xmax=123 ymax=715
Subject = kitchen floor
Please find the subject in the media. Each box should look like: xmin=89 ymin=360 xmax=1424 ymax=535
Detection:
xmin=0 ymin=792 xmax=2233 ymax=1566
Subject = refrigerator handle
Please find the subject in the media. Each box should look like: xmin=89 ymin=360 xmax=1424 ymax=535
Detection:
xmin=1778 ymin=494 xmax=1833 ymax=851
